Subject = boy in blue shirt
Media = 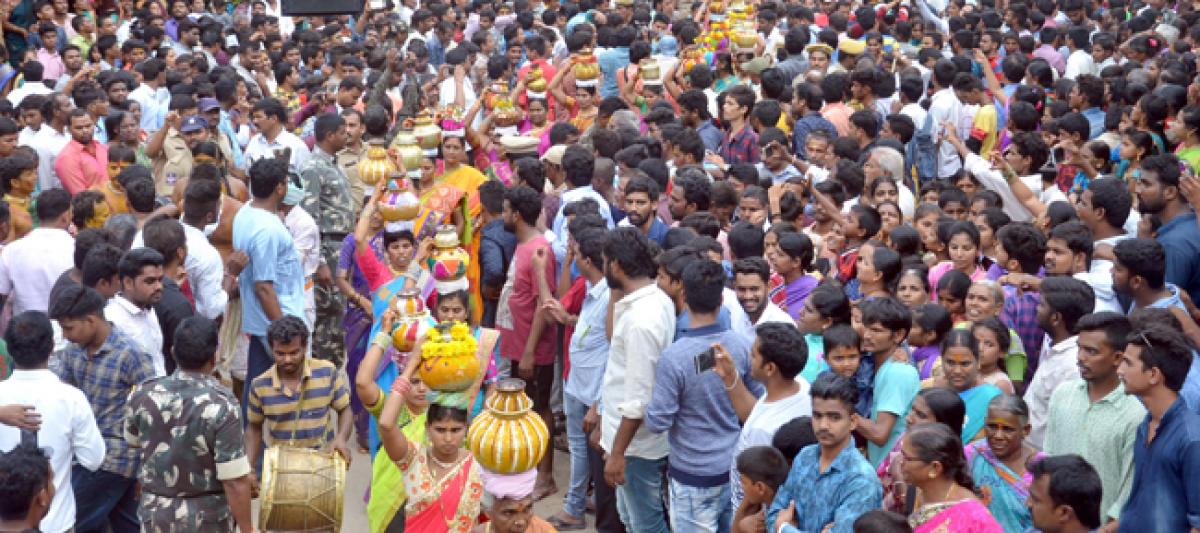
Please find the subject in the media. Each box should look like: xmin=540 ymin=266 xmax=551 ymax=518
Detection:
xmin=853 ymin=297 xmax=920 ymax=467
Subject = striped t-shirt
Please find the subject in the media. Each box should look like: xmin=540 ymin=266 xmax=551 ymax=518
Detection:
xmin=247 ymin=358 xmax=350 ymax=449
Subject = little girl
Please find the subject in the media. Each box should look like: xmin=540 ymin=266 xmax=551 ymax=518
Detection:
xmin=972 ymin=317 xmax=1015 ymax=394
xmin=937 ymin=270 xmax=972 ymax=324
xmin=909 ymin=303 xmax=953 ymax=381
xmin=1115 ymin=128 xmax=1157 ymax=182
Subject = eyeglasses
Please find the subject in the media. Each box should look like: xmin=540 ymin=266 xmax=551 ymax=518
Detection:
xmin=1138 ymin=331 xmax=1155 ymax=351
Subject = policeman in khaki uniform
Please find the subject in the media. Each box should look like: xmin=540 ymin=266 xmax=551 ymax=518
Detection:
xmin=124 ymin=317 xmax=254 ymax=532
xmin=299 ymin=112 xmax=356 ymax=368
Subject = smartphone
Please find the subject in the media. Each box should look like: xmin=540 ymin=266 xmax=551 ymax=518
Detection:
xmin=694 ymin=347 xmax=716 ymax=374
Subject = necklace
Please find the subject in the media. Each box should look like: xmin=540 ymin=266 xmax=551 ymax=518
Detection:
xmin=428 ymin=448 xmax=464 ymax=470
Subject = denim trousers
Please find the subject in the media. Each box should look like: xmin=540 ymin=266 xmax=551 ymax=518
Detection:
xmin=72 ymin=465 xmax=139 ymax=533
xmin=615 ymin=455 xmax=670 ymax=533
xmin=668 ymin=478 xmax=733 ymax=533
xmin=562 ymin=394 xmax=592 ymax=518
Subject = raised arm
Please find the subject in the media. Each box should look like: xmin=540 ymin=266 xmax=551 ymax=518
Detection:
xmin=377 ymin=353 xmax=421 ymax=462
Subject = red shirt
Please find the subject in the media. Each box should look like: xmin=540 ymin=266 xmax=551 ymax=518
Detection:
xmin=55 ymin=139 xmax=109 ymax=195
xmin=498 ymin=236 xmax=558 ymax=365
xmin=518 ymin=59 xmax=558 ymax=122
xmin=559 ymin=276 xmax=588 ymax=378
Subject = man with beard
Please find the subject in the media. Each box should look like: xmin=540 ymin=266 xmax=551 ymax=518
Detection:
xmin=497 ymin=185 xmax=559 ymax=499
xmin=1135 ymin=154 xmax=1200 ymax=303
xmin=767 ymin=373 xmax=881 ymax=533
xmin=54 ymin=44 xmax=85 ymax=91
xmin=105 ymin=247 xmax=167 ymax=376
xmin=668 ymin=171 xmax=711 ymax=222
xmin=55 ymin=108 xmax=109 ymax=194
xmin=732 ymin=257 xmax=795 ymax=326
xmin=600 ymin=227 xmax=676 ymax=533
xmin=1043 ymin=312 xmax=1144 ymax=527
xmin=619 ymin=175 xmax=669 ymax=247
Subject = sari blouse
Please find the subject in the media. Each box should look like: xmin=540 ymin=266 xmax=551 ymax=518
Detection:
xmin=964 ymin=441 xmax=1045 ymax=533
xmin=396 ymin=443 xmax=483 ymax=532
xmin=909 ymin=498 xmax=1004 ymax=533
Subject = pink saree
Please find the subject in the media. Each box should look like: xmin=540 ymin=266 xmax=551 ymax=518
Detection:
xmin=909 ymin=498 xmax=1004 ymax=533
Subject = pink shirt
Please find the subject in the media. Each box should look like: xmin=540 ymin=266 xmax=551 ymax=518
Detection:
xmin=497 ymin=236 xmax=557 ymax=365
xmin=35 ymin=48 xmax=65 ymax=81
xmin=54 ymin=140 xmax=109 ymax=194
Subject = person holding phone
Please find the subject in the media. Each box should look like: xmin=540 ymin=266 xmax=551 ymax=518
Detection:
xmin=644 ymin=260 xmax=763 ymax=532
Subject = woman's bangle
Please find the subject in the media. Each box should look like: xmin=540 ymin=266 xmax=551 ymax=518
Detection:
xmin=372 ymin=332 xmax=392 ymax=350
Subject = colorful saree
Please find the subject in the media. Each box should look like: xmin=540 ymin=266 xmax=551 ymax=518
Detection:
xmin=412 ymin=162 xmax=488 ymax=326
xmin=959 ymin=383 xmax=1002 ymax=443
xmin=398 ymin=443 xmax=484 ymax=533
xmin=366 ymin=399 xmax=428 ymax=533
xmin=909 ymin=498 xmax=1004 ymax=533
xmin=964 ymin=441 xmax=1044 ymax=533
xmin=340 ymin=232 xmax=386 ymax=447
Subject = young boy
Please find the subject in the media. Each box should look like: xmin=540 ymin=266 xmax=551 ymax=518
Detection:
xmin=853 ymin=297 xmax=919 ymax=468
xmin=836 ymin=204 xmax=882 ymax=283
xmin=733 ymin=446 xmax=790 ymax=533
xmin=767 ymin=373 xmax=882 ymax=533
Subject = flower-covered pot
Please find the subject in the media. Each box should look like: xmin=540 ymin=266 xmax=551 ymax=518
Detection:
xmin=357 ymin=140 xmax=397 ymax=186
xmin=417 ymin=322 xmax=481 ymax=392
xmin=468 ymin=378 xmax=550 ymax=474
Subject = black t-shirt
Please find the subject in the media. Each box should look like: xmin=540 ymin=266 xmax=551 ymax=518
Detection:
xmin=154 ymin=277 xmax=195 ymax=375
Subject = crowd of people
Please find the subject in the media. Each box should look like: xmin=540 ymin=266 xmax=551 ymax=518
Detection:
xmin=1 ymin=0 xmax=1200 ymax=531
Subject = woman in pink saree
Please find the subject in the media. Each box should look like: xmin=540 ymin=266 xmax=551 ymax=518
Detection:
xmin=899 ymin=423 xmax=1004 ymax=533
xmin=378 ymin=358 xmax=483 ymax=532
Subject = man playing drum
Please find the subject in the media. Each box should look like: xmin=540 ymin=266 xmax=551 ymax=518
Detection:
xmin=245 ymin=314 xmax=354 ymax=493
xmin=124 ymin=316 xmax=255 ymax=532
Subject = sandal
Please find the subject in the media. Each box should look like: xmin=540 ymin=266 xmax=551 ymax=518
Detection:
xmin=546 ymin=515 xmax=587 ymax=531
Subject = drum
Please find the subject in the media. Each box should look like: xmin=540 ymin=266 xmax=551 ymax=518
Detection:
xmin=259 ymin=446 xmax=346 ymax=532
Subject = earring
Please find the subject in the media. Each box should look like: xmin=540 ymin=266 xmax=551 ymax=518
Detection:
xmin=928 ymin=472 xmax=936 ymax=479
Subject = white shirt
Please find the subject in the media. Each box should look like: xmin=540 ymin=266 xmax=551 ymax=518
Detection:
xmin=28 ymin=125 xmax=70 ymax=192
xmin=284 ymin=205 xmax=320 ymax=324
xmin=964 ymin=152 xmax=1064 ymax=223
xmin=6 ymin=81 xmax=53 ymax=106
xmin=127 ymin=83 xmax=170 ymax=134
xmin=105 ymin=295 xmax=166 ymax=377
xmin=1024 ymin=334 xmax=1080 ymax=449
xmin=730 ymin=380 xmax=812 ymax=507
xmin=601 ymin=283 xmax=676 ymax=460
xmin=242 ymin=130 xmax=311 ymax=173
xmin=900 ymin=102 xmax=928 ymax=129
xmin=0 ymin=227 xmax=74 ymax=313
xmin=439 ymin=77 xmax=479 ymax=129
xmin=132 ymin=224 xmax=229 ymax=320
xmin=929 ymin=87 xmax=965 ymax=179
xmin=754 ymin=301 xmax=795 ymax=326
xmin=0 ymin=369 xmax=105 ymax=533
xmin=1064 ymin=49 xmax=1096 ymax=80
xmin=17 ymin=126 xmax=38 ymax=146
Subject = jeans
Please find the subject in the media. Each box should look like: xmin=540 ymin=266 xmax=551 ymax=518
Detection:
xmin=562 ymin=394 xmax=592 ymax=517
xmin=72 ymin=465 xmax=139 ymax=533
xmin=615 ymin=455 xmax=670 ymax=533
xmin=668 ymin=478 xmax=733 ymax=533
xmin=589 ymin=441 xmax=626 ymax=533
xmin=241 ymin=335 xmax=273 ymax=420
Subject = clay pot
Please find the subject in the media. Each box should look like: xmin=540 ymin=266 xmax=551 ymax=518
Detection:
xmin=468 ymin=378 xmax=550 ymax=474
xmin=416 ymin=322 xmax=481 ymax=392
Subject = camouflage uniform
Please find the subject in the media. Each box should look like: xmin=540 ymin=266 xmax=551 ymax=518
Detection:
xmin=123 ymin=371 xmax=250 ymax=532
xmin=300 ymin=146 xmax=357 ymax=368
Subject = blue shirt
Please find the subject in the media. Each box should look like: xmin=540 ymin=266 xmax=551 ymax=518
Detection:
xmin=867 ymin=357 xmax=920 ymax=467
xmin=1118 ymin=398 xmax=1200 ymax=532
xmin=597 ymin=46 xmax=630 ymax=99
xmin=564 ymin=278 xmax=611 ymax=405
xmin=1156 ymin=212 xmax=1200 ymax=304
xmin=793 ymin=113 xmax=838 ymax=158
xmin=766 ymin=442 xmax=883 ymax=533
xmin=1180 ymin=353 xmax=1200 ymax=415
xmin=234 ymin=205 xmax=307 ymax=336
xmin=644 ymin=322 xmax=763 ymax=486
xmin=697 ymin=119 xmax=724 ymax=153
xmin=1082 ymin=106 xmax=1106 ymax=140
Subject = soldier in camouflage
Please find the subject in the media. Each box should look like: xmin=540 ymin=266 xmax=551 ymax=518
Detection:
xmin=300 ymin=113 xmax=357 ymax=369
xmin=124 ymin=317 xmax=254 ymax=533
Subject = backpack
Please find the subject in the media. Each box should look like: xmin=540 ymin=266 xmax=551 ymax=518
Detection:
xmin=907 ymin=109 xmax=938 ymax=195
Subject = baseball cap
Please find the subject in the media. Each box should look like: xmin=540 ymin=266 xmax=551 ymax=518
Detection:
xmin=198 ymin=97 xmax=220 ymax=112
xmin=180 ymin=115 xmax=208 ymax=133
